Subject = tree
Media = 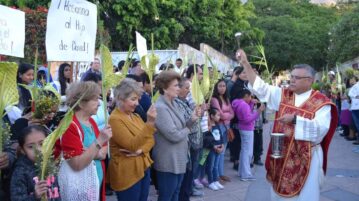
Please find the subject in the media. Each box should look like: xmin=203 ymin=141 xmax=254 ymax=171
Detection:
xmin=100 ymin=0 xmax=261 ymax=55
xmin=328 ymin=5 xmax=359 ymax=66
xmin=251 ymin=0 xmax=339 ymax=71
xmin=1 ymin=0 xmax=261 ymax=60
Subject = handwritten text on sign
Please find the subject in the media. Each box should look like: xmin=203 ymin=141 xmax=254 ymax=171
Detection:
xmin=46 ymin=0 xmax=97 ymax=61
xmin=0 ymin=5 xmax=25 ymax=58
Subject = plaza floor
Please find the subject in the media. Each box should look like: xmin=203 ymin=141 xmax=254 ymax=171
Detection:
xmin=107 ymin=122 xmax=359 ymax=201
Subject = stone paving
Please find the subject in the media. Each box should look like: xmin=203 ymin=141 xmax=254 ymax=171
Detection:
xmin=107 ymin=122 xmax=359 ymax=201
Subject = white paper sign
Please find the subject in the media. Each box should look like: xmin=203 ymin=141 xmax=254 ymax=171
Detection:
xmin=45 ymin=0 xmax=97 ymax=61
xmin=0 ymin=5 xmax=25 ymax=58
xmin=136 ymin=31 xmax=148 ymax=59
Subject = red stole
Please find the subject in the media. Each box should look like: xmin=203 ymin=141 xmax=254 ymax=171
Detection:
xmin=265 ymin=89 xmax=338 ymax=197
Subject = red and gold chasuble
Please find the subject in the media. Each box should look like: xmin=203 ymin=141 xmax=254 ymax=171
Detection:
xmin=265 ymin=89 xmax=338 ymax=197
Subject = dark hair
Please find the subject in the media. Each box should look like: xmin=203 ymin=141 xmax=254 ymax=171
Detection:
xmin=118 ymin=60 xmax=125 ymax=71
xmin=17 ymin=63 xmax=34 ymax=83
xmin=155 ymin=71 xmax=181 ymax=95
xmin=185 ymin=64 xmax=200 ymax=79
xmin=37 ymin=70 xmax=47 ymax=83
xmin=209 ymin=107 xmax=219 ymax=117
xmin=126 ymin=74 xmax=142 ymax=83
xmin=58 ymin=63 xmax=71 ymax=95
xmin=159 ymin=63 xmax=174 ymax=71
xmin=140 ymin=72 xmax=150 ymax=85
xmin=82 ymin=72 xmax=102 ymax=83
xmin=19 ymin=125 xmax=48 ymax=148
xmin=234 ymin=89 xmax=251 ymax=100
xmin=233 ymin=66 xmax=244 ymax=77
xmin=131 ymin=60 xmax=140 ymax=68
xmin=212 ymin=79 xmax=229 ymax=108
xmin=176 ymin=58 xmax=182 ymax=62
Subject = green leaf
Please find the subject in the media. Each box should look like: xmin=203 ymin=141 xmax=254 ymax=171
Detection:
xmin=191 ymin=65 xmax=204 ymax=105
xmin=200 ymin=57 xmax=210 ymax=98
xmin=0 ymin=62 xmax=19 ymax=111
xmin=40 ymin=91 xmax=86 ymax=180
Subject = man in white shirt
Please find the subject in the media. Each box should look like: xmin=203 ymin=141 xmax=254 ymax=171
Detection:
xmin=237 ymin=49 xmax=338 ymax=201
xmin=348 ymin=80 xmax=359 ymax=149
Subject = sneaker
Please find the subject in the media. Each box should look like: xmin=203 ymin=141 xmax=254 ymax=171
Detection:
xmin=240 ymin=176 xmax=256 ymax=181
xmin=192 ymin=188 xmax=204 ymax=196
xmin=200 ymin=178 xmax=209 ymax=186
xmin=215 ymin=181 xmax=224 ymax=190
xmin=194 ymin=179 xmax=204 ymax=189
xmin=208 ymin=182 xmax=219 ymax=191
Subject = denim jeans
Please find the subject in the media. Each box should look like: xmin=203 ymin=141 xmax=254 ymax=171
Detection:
xmin=238 ymin=130 xmax=254 ymax=178
xmin=206 ymin=150 xmax=220 ymax=184
xmin=157 ymin=171 xmax=184 ymax=201
xmin=218 ymin=124 xmax=229 ymax=176
xmin=115 ymin=169 xmax=150 ymax=201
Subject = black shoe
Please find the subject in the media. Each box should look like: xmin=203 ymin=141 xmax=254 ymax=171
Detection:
xmin=254 ymin=161 xmax=264 ymax=166
xmin=353 ymin=141 xmax=359 ymax=145
xmin=250 ymin=163 xmax=254 ymax=168
xmin=233 ymin=163 xmax=239 ymax=171
xmin=346 ymin=137 xmax=356 ymax=141
xmin=340 ymin=133 xmax=347 ymax=137
xmin=106 ymin=190 xmax=113 ymax=196
xmin=105 ymin=186 xmax=113 ymax=196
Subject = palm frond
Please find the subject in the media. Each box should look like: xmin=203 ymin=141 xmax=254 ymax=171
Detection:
xmin=40 ymin=92 xmax=86 ymax=180
xmin=200 ymin=57 xmax=210 ymax=98
xmin=191 ymin=64 xmax=204 ymax=105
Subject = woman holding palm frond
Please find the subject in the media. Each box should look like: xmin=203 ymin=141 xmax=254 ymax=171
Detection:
xmin=153 ymin=71 xmax=201 ymax=201
xmin=54 ymin=82 xmax=112 ymax=201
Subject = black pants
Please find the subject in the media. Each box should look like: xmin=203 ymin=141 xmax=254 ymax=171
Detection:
xmin=342 ymin=125 xmax=349 ymax=136
xmin=179 ymin=167 xmax=192 ymax=201
xmin=253 ymin=129 xmax=263 ymax=162
xmin=179 ymin=148 xmax=200 ymax=201
xmin=229 ymin=128 xmax=241 ymax=161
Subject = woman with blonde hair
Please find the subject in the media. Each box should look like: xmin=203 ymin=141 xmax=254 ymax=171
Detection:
xmin=54 ymin=81 xmax=112 ymax=201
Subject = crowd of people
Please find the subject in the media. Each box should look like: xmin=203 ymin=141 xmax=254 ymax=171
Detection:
xmin=1 ymin=48 xmax=354 ymax=201
xmin=0 ymin=54 xmax=269 ymax=201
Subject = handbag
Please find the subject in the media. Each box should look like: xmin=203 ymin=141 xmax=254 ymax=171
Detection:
xmin=227 ymin=128 xmax=235 ymax=142
xmin=58 ymin=122 xmax=100 ymax=201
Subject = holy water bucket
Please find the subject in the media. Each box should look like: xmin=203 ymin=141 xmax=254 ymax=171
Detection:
xmin=270 ymin=133 xmax=285 ymax=159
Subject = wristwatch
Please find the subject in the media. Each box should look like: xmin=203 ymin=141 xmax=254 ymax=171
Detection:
xmin=292 ymin=115 xmax=297 ymax=125
xmin=95 ymin=140 xmax=102 ymax=150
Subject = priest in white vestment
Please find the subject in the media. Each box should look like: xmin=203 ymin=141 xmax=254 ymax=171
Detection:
xmin=236 ymin=49 xmax=338 ymax=201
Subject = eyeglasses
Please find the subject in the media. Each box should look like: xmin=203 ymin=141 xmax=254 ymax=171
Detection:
xmin=289 ymin=75 xmax=312 ymax=80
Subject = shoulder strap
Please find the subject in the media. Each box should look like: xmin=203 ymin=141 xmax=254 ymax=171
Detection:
xmin=60 ymin=121 xmax=83 ymax=144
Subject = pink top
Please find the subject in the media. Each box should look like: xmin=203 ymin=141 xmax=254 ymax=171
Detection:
xmin=210 ymin=97 xmax=234 ymax=125
xmin=232 ymin=99 xmax=259 ymax=131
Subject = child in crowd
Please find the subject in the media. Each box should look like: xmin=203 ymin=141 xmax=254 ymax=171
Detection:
xmin=10 ymin=125 xmax=60 ymax=201
xmin=232 ymin=89 xmax=265 ymax=181
xmin=203 ymin=108 xmax=224 ymax=191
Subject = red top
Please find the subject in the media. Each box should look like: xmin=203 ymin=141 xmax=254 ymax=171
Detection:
xmin=54 ymin=115 xmax=106 ymax=201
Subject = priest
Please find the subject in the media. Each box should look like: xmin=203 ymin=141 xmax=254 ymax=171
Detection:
xmin=237 ymin=49 xmax=338 ymax=201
